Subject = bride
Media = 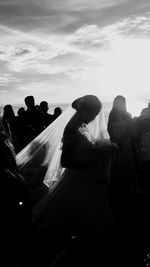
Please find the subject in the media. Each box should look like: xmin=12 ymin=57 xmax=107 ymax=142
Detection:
xmin=22 ymin=95 xmax=121 ymax=267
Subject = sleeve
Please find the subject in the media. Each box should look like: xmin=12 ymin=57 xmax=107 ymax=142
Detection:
xmin=61 ymin=127 xmax=99 ymax=169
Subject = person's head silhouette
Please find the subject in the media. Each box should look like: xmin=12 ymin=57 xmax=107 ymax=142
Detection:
xmin=54 ymin=107 xmax=62 ymax=117
xmin=3 ymin=104 xmax=15 ymax=120
xmin=113 ymin=95 xmax=126 ymax=111
xmin=17 ymin=107 xmax=25 ymax=117
xmin=24 ymin=96 xmax=35 ymax=109
xmin=40 ymin=101 xmax=49 ymax=113
xmin=72 ymin=95 xmax=102 ymax=124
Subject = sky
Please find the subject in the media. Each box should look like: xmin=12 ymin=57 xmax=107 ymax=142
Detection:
xmin=0 ymin=0 xmax=150 ymax=114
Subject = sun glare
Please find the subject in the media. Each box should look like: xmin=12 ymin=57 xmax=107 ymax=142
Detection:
xmin=126 ymin=100 xmax=147 ymax=117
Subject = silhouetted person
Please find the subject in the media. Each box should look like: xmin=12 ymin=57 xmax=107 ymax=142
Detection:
xmin=107 ymin=95 xmax=138 ymax=265
xmin=0 ymin=117 xmax=33 ymax=266
xmin=133 ymin=110 xmax=150 ymax=191
xmin=2 ymin=104 xmax=19 ymax=153
xmin=53 ymin=107 xmax=62 ymax=120
xmin=131 ymin=116 xmax=142 ymax=177
xmin=108 ymin=95 xmax=135 ymax=220
xmin=17 ymin=107 xmax=25 ymax=117
xmin=131 ymin=110 xmax=150 ymax=262
xmin=40 ymin=101 xmax=54 ymax=128
xmin=15 ymin=107 xmax=27 ymax=152
xmin=24 ymin=96 xmax=45 ymax=144
xmin=141 ymin=102 xmax=150 ymax=118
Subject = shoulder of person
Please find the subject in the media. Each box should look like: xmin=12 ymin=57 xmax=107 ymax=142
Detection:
xmin=62 ymin=124 xmax=77 ymax=144
xmin=108 ymin=109 xmax=117 ymax=120
xmin=126 ymin=111 xmax=132 ymax=119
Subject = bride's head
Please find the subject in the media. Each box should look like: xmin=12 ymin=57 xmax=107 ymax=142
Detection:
xmin=72 ymin=95 xmax=102 ymax=124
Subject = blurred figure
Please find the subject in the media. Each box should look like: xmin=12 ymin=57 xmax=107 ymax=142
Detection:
xmin=108 ymin=95 xmax=135 ymax=219
xmin=132 ymin=110 xmax=150 ymax=263
xmin=141 ymin=102 xmax=150 ymax=118
xmin=131 ymin=116 xmax=142 ymax=177
xmin=40 ymin=101 xmax=54 ymax=128
xmin=24 ymin=96 xmax=45 ymax=144
xmin=133 ymin=110 xmax=150 ymax=191
xmin=107 ymin=95 xmax=137 ymax=265
xmin=2 ymin=104 xmax=19 ymax=152
xmin=0 ymin=117 xmax=33 ymax=266
xmin=16 ymin=107 xmax=27 ymax=152
xmin=53 ymin=106 xmax=62 ymax=120
xmin=17 ymin=107 xmax=25 ymax=117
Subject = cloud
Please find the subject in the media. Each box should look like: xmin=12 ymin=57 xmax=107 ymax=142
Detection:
xmin=0 ymin=0 xmax=147 ymax=35
xmin=17 ymin=82 xmax=55 ymax=92
xmin=66 ymin=13 xmax=150 ymax=52
xmin=0 ymin=75 xmax=13 ymax=85
xmin=1 ymin=1 xmax=150 ymax=104
xmin=0 ymin=31 xmax=91 ymax=76
xmin=1 ymin=0 xmax=150 ymax=39
xmin=67 ymin=25 xmax=110 ymax=50
xmin=0 ymin=90 xmax=8 ymax=93
xmin=0 ymin=74 xmax=21 ymax=85
xmin=34 ymin=0 xmax=126 ymax=11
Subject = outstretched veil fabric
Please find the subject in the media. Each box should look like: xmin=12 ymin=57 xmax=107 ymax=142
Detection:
xmin=16 ymin=105 xmax=109 ymax=188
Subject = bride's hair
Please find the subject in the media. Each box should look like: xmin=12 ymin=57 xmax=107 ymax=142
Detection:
xmin=72 ymin=97 xmax=83 ymax=110
xmin=72 ymin=95 xmax=102 ymax=115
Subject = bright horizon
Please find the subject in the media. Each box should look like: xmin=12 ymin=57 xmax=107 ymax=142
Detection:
xmin=0 ymin=99 xmax=146 ymax=118
xmin=0 ymin=1 xmax=150 ymax=116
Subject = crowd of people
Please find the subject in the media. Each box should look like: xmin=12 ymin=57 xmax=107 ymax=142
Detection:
xmin=1 ymin=94 xmax=150 ymax=266
xmin=1 ymin=95 xmax=62 ymax=153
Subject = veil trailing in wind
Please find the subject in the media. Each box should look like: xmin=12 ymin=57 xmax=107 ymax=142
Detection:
xmin=16 ymin=104 xmax=109 ymax=189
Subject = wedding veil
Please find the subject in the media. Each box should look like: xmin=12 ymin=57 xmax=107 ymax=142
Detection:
xmin=16 ymin=103 xmax=109 ymax=189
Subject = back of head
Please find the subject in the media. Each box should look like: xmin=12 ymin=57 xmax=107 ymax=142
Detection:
xmin=54 ymin=107 xmax=62 ymax=116
xmin=24 ymin=95 xmax=35 ymax=109
xmin=3 ymin=104 xmax=15 ymax=119
xmin=113 ymin=95 xmax=126 ymax=111
xmin=72 ymin=95 xmax=102 ymax=119
xmin=17 ymin=107 xmax=25 ymax=117
xmin=40 ymin=101 xmax=48 ymax=113
xmin=141 ymin=107 xmax=150 ymax=119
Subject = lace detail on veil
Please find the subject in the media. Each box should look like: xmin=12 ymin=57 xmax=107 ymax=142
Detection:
xmin=16 ymin=106 xmax=76 ymax=188
xmin=79 ymin=123 xmax=96 ymax=144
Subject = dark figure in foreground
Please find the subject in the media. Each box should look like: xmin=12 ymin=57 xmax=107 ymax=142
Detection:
xmin=23 ymin=95 xmax=126 ymax=267
xmin=0 ymin=118 xmax=34 ymax=266
xmin=2 ymin=104 xmax=19 ymax=152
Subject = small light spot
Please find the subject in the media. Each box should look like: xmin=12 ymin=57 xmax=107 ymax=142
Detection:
xmin=19 ymin=201 xmax=23 ymax=206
